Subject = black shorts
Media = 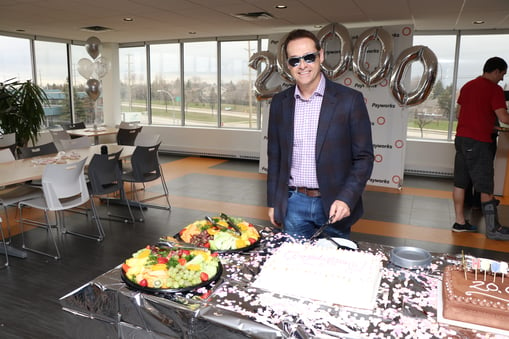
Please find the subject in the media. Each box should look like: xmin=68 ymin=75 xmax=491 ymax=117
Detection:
xmin=453 ymin=136 xmax=494 ymax=194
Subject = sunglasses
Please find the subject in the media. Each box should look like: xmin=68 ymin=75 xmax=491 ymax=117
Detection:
xmin=287 ymin=52 xmax=319 ymax=67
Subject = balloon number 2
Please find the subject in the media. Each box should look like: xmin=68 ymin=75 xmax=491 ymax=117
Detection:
xmin=249 ymin=23 xmax=437 ymax=106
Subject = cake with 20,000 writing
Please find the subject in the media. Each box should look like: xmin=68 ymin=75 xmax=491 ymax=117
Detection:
xmin=442 ymin=265 xmax=509 ymax=331
xmin=252 ymin=242 xmax=383 ymax=310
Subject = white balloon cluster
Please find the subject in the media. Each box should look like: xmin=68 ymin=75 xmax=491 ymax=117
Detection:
xmin=77 ymin=36 xmax=110 ymax=101
xmin=249 ymin=23 xmax=437 ymax=106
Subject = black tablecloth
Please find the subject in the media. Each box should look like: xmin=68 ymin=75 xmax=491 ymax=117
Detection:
xmin=60 ymin=228 xmax=501 ymax=338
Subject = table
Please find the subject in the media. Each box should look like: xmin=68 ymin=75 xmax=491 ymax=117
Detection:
xmin=66 ymin=127 xmax=118 ymax=145
xmin=0 ymin=144 xmax=134 ymax=187
xmin=0 ymin=144 xmax=135 ymax=258
xmin=59 ymin=229 xmax=499 ymax=338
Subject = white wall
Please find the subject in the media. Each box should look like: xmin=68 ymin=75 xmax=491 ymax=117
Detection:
xmin=142 ymin=125 xmax=261 ymax=159
xmin=404 ymin=139 xmax=455 ymax=177
xmin=146 ymin=126 xmax=457 ymax=178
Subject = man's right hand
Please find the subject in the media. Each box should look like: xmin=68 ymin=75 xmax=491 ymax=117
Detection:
xmin=268 ymin=207 xmax=282 ymax=228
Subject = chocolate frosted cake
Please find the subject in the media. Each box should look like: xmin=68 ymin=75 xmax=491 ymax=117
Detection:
xmin=442 ymin=265 xmax=509 ymax=331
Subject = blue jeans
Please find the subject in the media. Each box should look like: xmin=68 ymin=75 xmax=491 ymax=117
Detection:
xmin=283 ymin=190 xmax=350 ymax=240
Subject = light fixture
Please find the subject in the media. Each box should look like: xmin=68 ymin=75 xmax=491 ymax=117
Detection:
xmin=473 ymin=20 xmax=485 ymax=25
xmin=123 ymin=17 xmax=134 ymax=22
xmin=188 ymin=31 xmax=196 ymax=35
xmin=275 ymin=5 xmax=287 ymax=9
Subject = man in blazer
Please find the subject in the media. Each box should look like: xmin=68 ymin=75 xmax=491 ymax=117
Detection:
xmin=267 ymin=29 xmax=374 ymax=239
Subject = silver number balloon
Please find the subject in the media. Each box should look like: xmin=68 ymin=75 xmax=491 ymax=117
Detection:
xmin=390 ymin=45 xmax=438 ymax=106
xmin=86 ymin=78 xmax=102 ymax=101
xmin=249 ymin=51 xmax=283 ymax=100
xmin=275 ymin=33 xmax=295 ymax=83
xmin=317 ymin=23 xmax=352 ymax=79
xmin=352 ymin=27 xmax=393 ymax=86
xmin=85 ymin=36 xmax=102 ymax=60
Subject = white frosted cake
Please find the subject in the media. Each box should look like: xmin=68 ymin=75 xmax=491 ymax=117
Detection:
xmin=252 ymin=242 xmax=383 ymax=309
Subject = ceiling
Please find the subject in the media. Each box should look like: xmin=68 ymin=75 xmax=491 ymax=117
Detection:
xmin=0 ymin=0 xmax=508 ymax=44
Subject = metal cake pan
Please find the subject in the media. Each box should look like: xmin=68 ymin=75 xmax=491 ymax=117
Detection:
xmin=390 ymin=246 xmax=432 ymax=269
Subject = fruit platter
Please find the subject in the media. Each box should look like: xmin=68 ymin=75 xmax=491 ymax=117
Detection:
xmin=121 ymin=245 xmax=222 ymax=294
xmin=170 ymin=214 xmax=261 ymax=252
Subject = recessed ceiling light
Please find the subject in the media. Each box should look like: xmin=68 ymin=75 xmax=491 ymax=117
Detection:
xmin=123 ymin=17 xmax=134 ymax=22
xmin=188 ymin=31 xmax=196 ymax=35
xmin=473 ymin=20 xmax=485 ymax=25
xmin=275 ymin=5 xmax=287 ymax=9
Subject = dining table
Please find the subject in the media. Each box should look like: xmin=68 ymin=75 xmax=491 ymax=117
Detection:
xmin=59 ymin=228 xmax=506 ymax=339
xmin=65 ymin=126 xmax=119 ymax=145
xmin=0 ymin=143 xmax=135 ymax=258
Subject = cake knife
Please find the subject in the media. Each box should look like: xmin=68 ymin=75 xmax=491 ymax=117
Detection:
xmin=309 ymin=215 xmax=334 ymax=240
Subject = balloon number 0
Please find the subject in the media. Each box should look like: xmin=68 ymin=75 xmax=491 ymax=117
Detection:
xmin=249 ymin=24 xmax=437 ymax=106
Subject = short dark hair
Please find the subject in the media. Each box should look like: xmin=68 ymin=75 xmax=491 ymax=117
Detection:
xmin=483 ymin=57 xmax=507 ymax=73
xmin=283 ymin=29 xmax=321 ymax=55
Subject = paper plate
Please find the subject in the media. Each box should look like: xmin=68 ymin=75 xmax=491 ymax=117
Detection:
xmin=390 ymin=246 xmax=431 ymax=269
xmin=315 ymin=237 xmax=358 ymax=250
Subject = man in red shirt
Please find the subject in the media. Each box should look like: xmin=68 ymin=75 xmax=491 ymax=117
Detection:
xmin=453 ymin=57 xmax=509 ymax=240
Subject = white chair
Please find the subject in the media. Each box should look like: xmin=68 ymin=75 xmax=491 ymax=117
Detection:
xmin=0 ymin=217 xmax=8 ymax=267
xmin=49 ymin=129 xmax=71 ymax=152
xmin=0 ymin=133 xmax=16 ymax=158
xmin=18 ymin=158 xmax=102 ymax=259
xmin=0 ymin=149 xmax=42 ymax=242
xmin=59 ymin=136 xmax=91 ymax=151
xmin=0 ymin=148 xmax=15 ymax=163
xmin=134 ymin=133 xmax=161 ymax=147
xmin=118 ymin=121 xmax=139 ymax=129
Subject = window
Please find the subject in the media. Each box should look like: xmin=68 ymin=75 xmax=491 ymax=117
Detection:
xmin=34 ymin=40 xmax=71 ymax=128
xmin=183 ymin=41 xmax=218 ymax=127
xmin=220 ymin=40 xmax=259 ymax=129
xmin=407 ymin=35 xmax=457 ymax=140
xmin=150 ymin=44 xmax=181 ymax=125
xmin=119 ymin=46 xmax=148 ymax=124
xmin=0 ymin=36 xmax=32 ymax=82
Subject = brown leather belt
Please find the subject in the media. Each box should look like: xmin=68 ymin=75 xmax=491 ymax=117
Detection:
xmin=289 ymin=186 xmax=321 ymax=197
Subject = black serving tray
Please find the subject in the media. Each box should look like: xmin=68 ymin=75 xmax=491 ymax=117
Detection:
xmin=121 ymin=262 xmax=223 ymax=295
xmin=174 ymin=232 xmax=261 ymax=254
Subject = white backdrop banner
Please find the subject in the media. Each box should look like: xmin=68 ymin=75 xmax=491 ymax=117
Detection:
xmin=258 ymin=25 xmax=418 ymax=189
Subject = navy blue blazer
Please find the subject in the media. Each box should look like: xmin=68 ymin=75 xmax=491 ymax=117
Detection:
xmin=267 ymin=76 xmax=374 ymax=232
